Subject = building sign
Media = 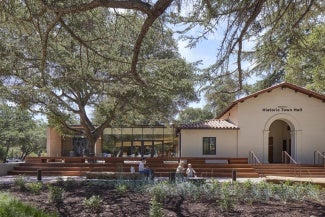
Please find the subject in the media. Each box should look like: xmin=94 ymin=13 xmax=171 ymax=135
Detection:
xmin=262 ymin=106 xmax=302 ymax=112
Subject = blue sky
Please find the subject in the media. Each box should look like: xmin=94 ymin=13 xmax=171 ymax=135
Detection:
xmin=177 ymin=39 xmax=219 ymax=108
xmin=176 ymin=33 xmax=258 ymax=109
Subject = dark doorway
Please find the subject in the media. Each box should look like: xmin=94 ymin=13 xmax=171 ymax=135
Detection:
xmin=268 ymin=120 xmax=292 ymax=163
xmin=268 ymin=137 xmax=273 ymax=163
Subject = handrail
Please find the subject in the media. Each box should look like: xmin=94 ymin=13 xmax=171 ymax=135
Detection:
xmin=249 ymin=150 xmax=261 ymax=165
xmin=314 ymin=150 xmax=325 ymax=166
xmin=282 ymin=151 xmax=297 ymax=164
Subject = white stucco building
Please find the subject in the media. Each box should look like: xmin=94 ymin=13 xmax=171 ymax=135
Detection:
xmin=178 ymin=82 xmax=325 ymax=164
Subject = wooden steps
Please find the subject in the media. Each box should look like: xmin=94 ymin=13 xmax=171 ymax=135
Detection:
xmin=8 ymin=157 xmax=257 ymax=178
xmin=254 ymin=164 xmax=325 ymax=178
xmin=8 ymin=157 xmax=325 ymax=179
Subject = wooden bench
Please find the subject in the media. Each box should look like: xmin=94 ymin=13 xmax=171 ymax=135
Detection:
xmin=205 ymin=159 xmax=228 ymax=164
xmin=123 ymin=160 xmax=141 ymax=165
xmin=163 ymin=160 xmax=179 ymax=164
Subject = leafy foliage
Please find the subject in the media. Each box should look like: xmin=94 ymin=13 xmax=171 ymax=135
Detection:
xmin=48 ymin=185 xmax=64 ymax=204
xmin=0 ymin=103 xmax=45 ymax=162
xmin=0 ymin=192 xmax=58 ymax=217
xmin=171 ymin=0 xmax=324 ymax=112
xmin=286 ymin=24 xmax=325 ymax=93
xmin=83 ymin=195 xmax=103 ymax=213
xmin=0 ymin=4 xmax=197 ymax=151
xmin=176 ymin=107 xmax=214 ymax=124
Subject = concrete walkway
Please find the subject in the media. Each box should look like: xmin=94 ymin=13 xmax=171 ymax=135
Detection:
xmin=1 ymin=175 xmax=324 ymax=186
xmin=0 ymin=175 xmax=266 ymax=184
xmin=0 ymin=175 xmax=87 ymax=184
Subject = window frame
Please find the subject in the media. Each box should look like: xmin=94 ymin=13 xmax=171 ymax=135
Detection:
xmin=202 ymin=137 xmax=216 ymax=155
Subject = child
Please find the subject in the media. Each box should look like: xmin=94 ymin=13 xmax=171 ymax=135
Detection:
xmin=186 ymin=163 xmax=196 ymax=177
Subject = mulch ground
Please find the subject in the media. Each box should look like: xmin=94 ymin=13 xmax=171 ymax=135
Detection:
xmin=1 ymin=181 xmax=325 ymax=217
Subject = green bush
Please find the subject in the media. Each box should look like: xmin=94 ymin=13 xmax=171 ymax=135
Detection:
xmin=64 ymin=177 xmax=77 ymax=189
xmin=48 ymin=185 xmax=64 ymax=204
xmin=115 ymin=183 xmax=128 ymax=195
xmin=0 ymin=192 xmax=58 ymax=217
xmin=149 ymin=196 xmax=163 ymax=217
xmin=14 ymin=176 xmax=27 ymax=191
xmin=83 ymin=195 xmax=102 ymax=213
xmin=26 ymin=182 xmax=43 ymax=195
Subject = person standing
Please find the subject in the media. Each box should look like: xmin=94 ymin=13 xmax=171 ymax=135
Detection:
xmin=175 ymin=161 xmax=185 ymax=182
xmin=186 ymin=163 xmax=196 ymax=177
xmin=138 ymin=158 xmax=154 ymax=180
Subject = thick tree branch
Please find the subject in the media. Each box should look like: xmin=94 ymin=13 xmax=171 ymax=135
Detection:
xmin=41 ymin=0 xmax=152 ymax=15
xmin=130 ymin=0 xmax=173 ymax=84
xmin=58 ymin=17 xmax=130 ymax=64
xmin=234 ymin=0 xmax=266 ymax=90
xmin=40 ymin=0 xmax=173 ymax=85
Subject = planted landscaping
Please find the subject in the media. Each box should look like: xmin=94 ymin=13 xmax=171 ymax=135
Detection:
xmin=0 ymin=176 xmax=324 ymax=217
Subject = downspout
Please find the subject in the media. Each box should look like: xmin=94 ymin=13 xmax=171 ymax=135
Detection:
xmin=236 ymin=128 xmax=239 ymax=157
xmin=178 ymin=130 xmax=181 ymax=158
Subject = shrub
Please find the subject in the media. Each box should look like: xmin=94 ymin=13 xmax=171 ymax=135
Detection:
xmin=26 ymin=182 xmax=43 ymax=195
xmin=14 ymin=175 xmax=27 ymax=191
xmin=218 ymin=182 xmax=236 ymax=211
xmin=115 ymin=183 xmax=128 ymax=195
xmin=149 ymin=196 xmax=163 ymax=217
xmin=0 ymin=192 xmax=58 ymax=217
xmin=48 ymin=185 xmax=64 ymax=204
xmin=64 ymin=177 xmax=77 ymax=189
xmin=83 ymin=195 xmax=102 ymax=213
xmin=145 ymin=181 xmax=172 ymax=203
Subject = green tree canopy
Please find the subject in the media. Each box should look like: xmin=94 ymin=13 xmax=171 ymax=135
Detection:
xmin=0 ymin=103 xmax=45 ymax=161
xmin=176 ymin=107 xmax=214 ymax=124
xmin=1 ymin=0 xmax=324 ymax=149
xmin=173 ymin=0 xmax=324 ymax=91
xmin=0 ymin=5 xmax=197 ymax=152
xmin=171 ymin=0 xmax=324 ymax=112
xmin=285 ymin=24 xmax=325 ymax=93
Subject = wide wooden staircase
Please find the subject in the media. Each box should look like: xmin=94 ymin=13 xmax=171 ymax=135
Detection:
xmin=254 ymin=164 xmax=325 ymax=177
xmin=6 ymin=156 xmax=325 ymax=179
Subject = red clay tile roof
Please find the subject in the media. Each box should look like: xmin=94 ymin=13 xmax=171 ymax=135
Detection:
xmin=180 ymin=119 xmax=239 ymax=129
xmin=217 ymin=82 xmax=325 ymax=119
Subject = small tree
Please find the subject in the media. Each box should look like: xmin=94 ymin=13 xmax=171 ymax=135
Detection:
xmin=0 ymin=103 xmax=45 ymax=162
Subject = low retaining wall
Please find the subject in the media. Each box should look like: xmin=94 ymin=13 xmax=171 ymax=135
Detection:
xmin=0 ymin=163 xmax=21 ymax=176
xmin=85 ymin=172 xmax=145 ymax=180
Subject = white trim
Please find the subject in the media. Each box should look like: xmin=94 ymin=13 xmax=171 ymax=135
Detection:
xmin=263 ymin=113 xmax=301 ymax=163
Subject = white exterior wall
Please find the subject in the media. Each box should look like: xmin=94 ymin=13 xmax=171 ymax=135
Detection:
xmin=180 ymin=129 xmax=238 ymax=158
xmin=180 ymin=86 xmax=325 ymax=164
xmin=236 ymin=87 xmax=325 ymax=164
xmin=220 ymin=104 xmax=239 ymax=125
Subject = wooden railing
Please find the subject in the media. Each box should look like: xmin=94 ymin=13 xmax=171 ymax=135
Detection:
xmin=282 ymin=151 xmax=297 ymax=164
xmin=248 ymin=151 xmax=261 ymax=165
xmin=314 ymin=150 xmax=325 ymax=166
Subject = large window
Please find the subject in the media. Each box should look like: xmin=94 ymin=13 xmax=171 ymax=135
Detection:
xmin=202 ymin=137 xmax=216 ymax=155
xmin=102 ymin=126 xmax=177 ymax=157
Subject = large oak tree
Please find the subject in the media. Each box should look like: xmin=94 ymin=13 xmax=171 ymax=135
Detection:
xmin=1 ymin=1 xmax=323 ymax=152
xmin=0 ymin=1 xmax=197 ymax=154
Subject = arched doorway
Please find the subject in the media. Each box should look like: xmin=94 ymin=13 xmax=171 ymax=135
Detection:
xmin=263 ymin=114 xmax=301 ymax=164
xmin=268 ymin=120 xmax=292 ymax=163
